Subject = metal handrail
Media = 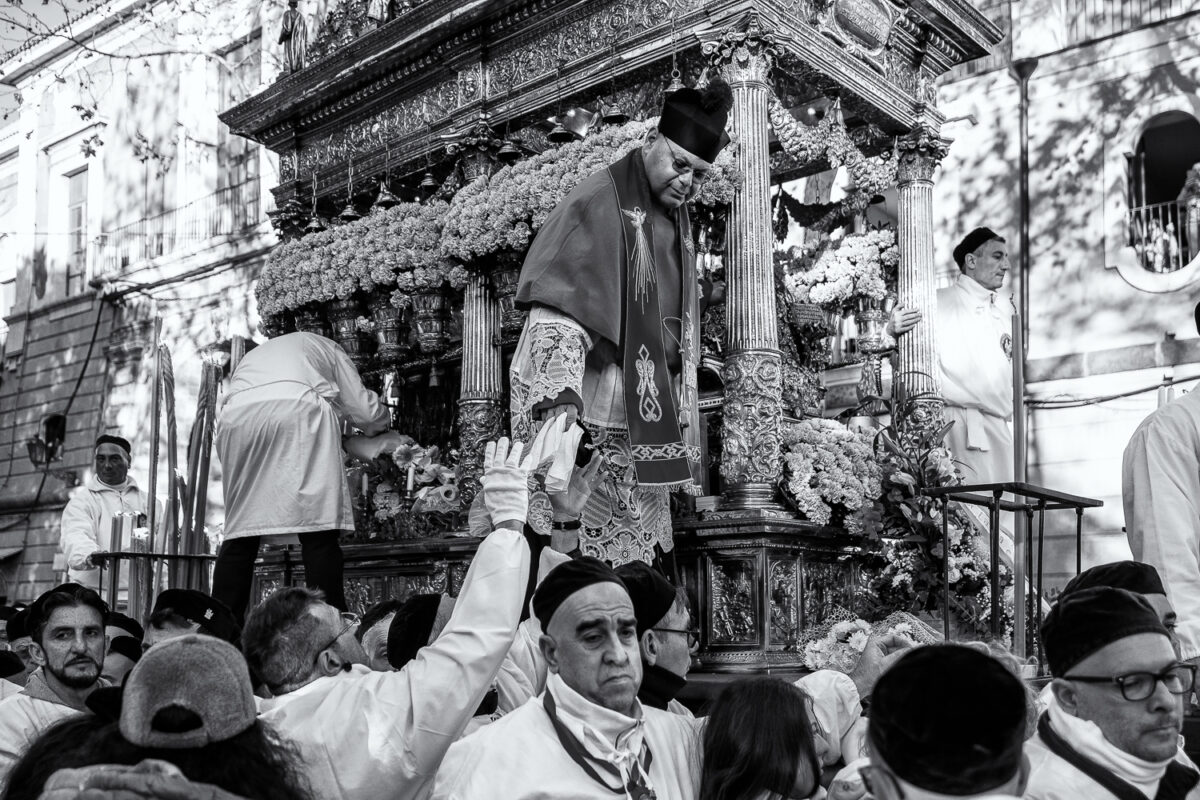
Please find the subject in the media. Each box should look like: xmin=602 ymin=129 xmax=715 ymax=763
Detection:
xmin=1127 ymin=198 xmax=1197 ymax=275
xmin=93 ymin=178 xmax=263 ymax=274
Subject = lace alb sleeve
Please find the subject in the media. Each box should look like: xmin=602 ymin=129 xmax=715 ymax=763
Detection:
xmin=509 ymin=308 xmax=593 ymax=442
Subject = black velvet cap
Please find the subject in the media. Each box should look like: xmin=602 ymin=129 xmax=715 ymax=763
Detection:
xmin=1041 ymin=586 xmax=1170 ymax=677
xmin=152 ymin=589 xmax=241 ymax=647
xmin=5 ymin=608 xmax=29 ymax=641
xmin=953 ymin=227 xmax=1003 ymax=267
xmin=95 ymin=435 xmax=132 ymax=456
xmin=615 ymin=561 xmax=676 ymax=634
xmin=106 ymin=612 xmax=145 ymax=642
xmin=109 ymin=635 xmax=143 ymax=664
xmin=658 ymin=79 xmax=734 ymax=163
xmin=533 ymin=557 xmax=628 ymax=630
xmin=1062 ymin=561 xmax=1166 ymax=599
xmin=387 ymin=594 xmax=442 ymax=670
xmin=0 ymin=651 xmax=24 ymax=680
xmin=870 ymin=645 xmax=1027 ymax=795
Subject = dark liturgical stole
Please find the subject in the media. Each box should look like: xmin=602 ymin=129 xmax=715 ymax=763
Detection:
xmin=1037 ymin=714 xmax=1200 ymax=800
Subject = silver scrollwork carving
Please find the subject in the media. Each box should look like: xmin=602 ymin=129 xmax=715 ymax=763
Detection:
xmin=457 ymin=399 xmax=504 ymax=506
xmin=720 ymin=350 xmax=783 ymax=485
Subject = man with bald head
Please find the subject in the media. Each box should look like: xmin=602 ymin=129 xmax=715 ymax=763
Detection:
xmin=59 ymin=434 xmax=158 ymax=599
xmin=432 ymin=557 xmax=700 ymax=799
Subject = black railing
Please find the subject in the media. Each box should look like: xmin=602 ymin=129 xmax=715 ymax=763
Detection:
xmin=1127 ymin=199 xmax=1198 ymax=274
xmin=93 ymin=178 xmax=262 ymax=274
xmin=1063 ymin=0 xmax=1192 ymax=44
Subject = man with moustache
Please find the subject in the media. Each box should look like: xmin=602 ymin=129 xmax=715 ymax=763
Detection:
xmin=59 ymin=435 xmax=159 ymax=598
xmin=1025 ymin=586 xmax=1200 ymax=799
xmin=0 ymin=584 xmax=109 ymax=785
xmin=432 ymin=558 xmax=700 ymax=800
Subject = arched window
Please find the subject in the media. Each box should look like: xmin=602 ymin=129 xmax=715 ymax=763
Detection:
xmin=1127 ymin=112 xmax=1200 ymax=273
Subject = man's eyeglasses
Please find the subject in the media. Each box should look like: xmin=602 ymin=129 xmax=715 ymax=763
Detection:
xmin=312 ymin=611 xmax=361 ymax=668
xmin=859 ymin=765 xmax=906 ymax=800
xmin=1065 ymin=662 xmax=1197 ymax=702
xmin=652 ymin=626 xmax=699 ymax=649
xmin=663 ymin=138 xmax=710 ymax=183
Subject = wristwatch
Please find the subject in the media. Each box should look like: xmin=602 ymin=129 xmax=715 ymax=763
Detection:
xmin=551 ymin=518 xmax=581 ymax=531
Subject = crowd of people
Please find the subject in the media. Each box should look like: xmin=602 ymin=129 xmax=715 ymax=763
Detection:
xmin=0 ymin=419 xmax=1198 ymax=799
xmin=5 ymin=65 xmax=1200 ymax=800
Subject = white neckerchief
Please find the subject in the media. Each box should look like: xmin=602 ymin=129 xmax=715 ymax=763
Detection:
xmin=545 ymin=672 xmax=648 ymax=790
xmin=1047 ymin=697 xmax=1173 ymax=795
xmin=955 ymin=272 xmax=1000 ymax=311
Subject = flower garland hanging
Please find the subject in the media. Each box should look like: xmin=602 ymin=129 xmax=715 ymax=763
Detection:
xmin=438 ymin=117 xmax=743 ymax=267
xmin=768 ymin=93 xmax=897 ymax=232
xmin=256 ymin=200 xmax=451 ymax=316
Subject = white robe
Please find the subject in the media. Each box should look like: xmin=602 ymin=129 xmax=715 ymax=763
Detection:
xmin=936 ymin=274 xmax=1016 ymax=484
xmin=59 ymin=475 xmax=160 ymax=596
xmin=1123 ymin=388 xmax=1200 ymax=661
xmin=257 ymin=525 xmax=529 ymax=800
xmin=432 ymin=673 xmax=701 ymax=800
xmin=0 ymin=669 xmax=94 ymax=788
xmin=1024 ymin=702 xmax=1200 ymax=799
xmin=216 ymin=332 xmax=389 ymax=539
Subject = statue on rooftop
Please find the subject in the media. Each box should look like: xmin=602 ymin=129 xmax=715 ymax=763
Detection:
xmin=279 ymin=0 xmax=308 ymax=74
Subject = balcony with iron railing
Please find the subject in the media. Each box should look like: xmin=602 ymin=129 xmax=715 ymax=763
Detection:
xmin=93 ymin=178 xmax=263 ymax=275
xmin=1127 ymin=199 xmax=1200 ymax=274
xmin=1063 ymin=0 xmax=1193 ymax=45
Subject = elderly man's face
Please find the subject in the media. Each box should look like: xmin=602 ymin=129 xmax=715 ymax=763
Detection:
xmin=31 ymin=605 xmax=105 ymax=690
xmin=642 ymin=131 xmax=711 ymax=210
xmin=360 ymin=613 xmax=396 ymax=671
xmin=1057 ymin=633 xmax=1184 ymax=762
xmin=646 ymin=601 xmax=694 ymax=679
xmin=94 ymin=444 xmax=129 ymax=486
xmin=542 ymin=582 xmax=642 ymax=715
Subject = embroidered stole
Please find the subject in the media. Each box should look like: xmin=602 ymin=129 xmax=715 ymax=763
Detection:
xmin=1037 ymin=713 xmax=1200 ymax=800
xmin=607 ymin=150 xmax=701 ymax=491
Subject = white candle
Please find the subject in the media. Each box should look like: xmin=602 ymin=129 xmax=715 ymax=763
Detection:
xmin=361 ymin=471 xmax=369 ymax=498
xmin=406 ymin=464 xmax=415 ymax=493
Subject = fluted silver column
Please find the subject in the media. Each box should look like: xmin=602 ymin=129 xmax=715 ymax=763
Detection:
xmin=710 ymin=24 xmax=783 ymax=510
xmin=458 ymin=271 xmax=503 ymax=505
xmin=895 ymin=129 xmax=950 ymax=427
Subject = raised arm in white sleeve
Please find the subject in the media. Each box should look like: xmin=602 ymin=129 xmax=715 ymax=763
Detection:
xmin=59 ymin=491 xmax=100 ymax=571
xmin=1124 ymin=414 xmax=1200 ymax=661
xmin=325 ymin=338 xmax=391 ymax=434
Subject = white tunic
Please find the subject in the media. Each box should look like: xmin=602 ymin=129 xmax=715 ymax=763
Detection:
xmin=433 ymin=673 xmax=701 ymax=800
xmin=1123 ymin=388 xmax=1200 ymax=660
xmin=59 ymin=475 xmax=156 ymax=594
xmin=936 ymin=273 xmax=1016 ymax=484
xmin=0 ymin=669 xmax=92 ymax=787
xmin=1024 ymin=703 xmax=1200 ymax=799
xmin=216 ymin=333 xmax=389 ymax=539
xmin=257 ymin=525 xmax=529 ymax=800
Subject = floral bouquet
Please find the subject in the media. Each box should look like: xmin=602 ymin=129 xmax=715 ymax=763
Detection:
xmin=366 ymin=435 xmax=459 ymax=527
xmin=801 ymin=610 xmax=931 ymax=673
xmin=788 ymin=228 xmax=898 ymax=314
xmin=781 ymin=418 xmax=882 ymax=533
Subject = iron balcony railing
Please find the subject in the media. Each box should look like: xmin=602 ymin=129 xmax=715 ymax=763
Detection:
xmin=93 ymin=178 xmax=262 ymax=274
xmin=1063 ymin=0 xmax=1192 ymax=44
xmin=1127 ymin=199 xmax=1199 ymax=275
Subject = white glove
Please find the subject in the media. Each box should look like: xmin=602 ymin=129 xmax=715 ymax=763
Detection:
xmin=545 ymin=423 xmax=584 ymax=496
xmin=480 ymin=437 xmax=529 ymax=526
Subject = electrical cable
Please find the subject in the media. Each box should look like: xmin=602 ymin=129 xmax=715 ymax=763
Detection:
xmin=1027 ymin=373 xmax=1198 ymax=409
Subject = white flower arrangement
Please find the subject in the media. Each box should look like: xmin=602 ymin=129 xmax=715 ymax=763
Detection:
xmin=256 ymin=200 xmax=451 ymax=315
xmin=781 ymin=418 xmax=882 ymax=533
xmin=802 ymin=616 xmax=922 ymax=672
xmin=789 ymin=228 xmax=898 ymax=313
